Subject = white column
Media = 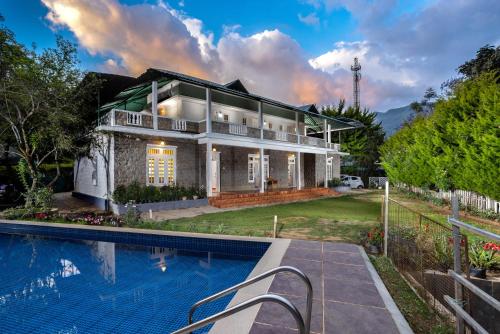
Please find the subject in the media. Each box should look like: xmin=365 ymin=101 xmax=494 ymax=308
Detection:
xmin=295 ymin=112 xmax=300 ymax=144
xmin=206 ymin=88 xmax=212 ymax=133
xmin=324 ymin=153 xmax=328 ymax=188
xmin=327 ymin=124 xmax=331 ymax=143
xmin=258 ymin=101 xmax=264 ymax=139
xmin=324 ymin=119 xmax=328 ymax=148
xmin=296 ymin=151 xmax=301 ymax=190
xmin=206 ymin=142 xmax=213 ymax=197
xmin=152 ymin=81 xmax=158 ymax=130
xmin=259 ymin=147 xmax=265 ymax=193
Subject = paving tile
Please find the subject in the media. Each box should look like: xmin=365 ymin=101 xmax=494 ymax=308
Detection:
xmin=249 ymin=322 xmax=298 ymax=334
xmin=323 ymin=250 xmax=365 ymax=265
xmin=324 ymin=278 xmax=384 ymax=307
xmin=324 ymin=301 xmax=399 ymax=334
xmin=255 ymin=294 xmax=323 ymax=333
xmin=323 ymin=242 xmax=360 ymax=253
xmin=284 ymin=247 xmax=322 ymax=261
xmin=323 ymin=261 xmax=372 ymax=283
xmin=289 ymin=239 xmax=322 ymax=250
xmin=280 ymin=257 xmax=323 ymax=277
xmin=269 ymin=273 xmax=322 ymax=300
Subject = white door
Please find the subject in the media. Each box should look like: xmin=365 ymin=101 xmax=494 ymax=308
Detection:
xmin=211 ymin=152 xmax=220 ymax=193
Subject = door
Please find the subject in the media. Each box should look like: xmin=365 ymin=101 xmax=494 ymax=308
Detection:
xmin=211 ymin=152 xmax=220 ymax=194
xmin=288 ymin=156 xmax=296 ymax=187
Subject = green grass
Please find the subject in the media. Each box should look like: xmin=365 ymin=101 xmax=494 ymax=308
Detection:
xmin=389 ymin=190 xmax=500 ymax=242
xmin=370 ymin=256 xmax=453 ymax=334
xmin=136 ymin=192 xmax=382 ymax=242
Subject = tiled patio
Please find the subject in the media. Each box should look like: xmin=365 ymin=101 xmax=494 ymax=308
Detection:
xmin=249 ymin=240 xmax=410 ymax=334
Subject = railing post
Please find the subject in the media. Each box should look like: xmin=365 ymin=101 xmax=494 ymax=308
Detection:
xmin=152 ymin=81 xmax=158 ymax=130
xmin=452 ymin=192 xmax=465 ymax=334
xmin=384 ymin=181 xmax=389 ymax=256
xmin=206 ymin=88 xmax=212 ymax=133
xmin=259 ymin=101 xmax=264 ymax=140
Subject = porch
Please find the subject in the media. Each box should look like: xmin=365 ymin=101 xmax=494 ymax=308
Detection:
xmin=205 ymin=144 xmax=341 ymax=199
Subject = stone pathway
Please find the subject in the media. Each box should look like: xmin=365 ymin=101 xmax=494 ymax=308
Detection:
xmin=249 ymin=240 xmax=412 ymax=334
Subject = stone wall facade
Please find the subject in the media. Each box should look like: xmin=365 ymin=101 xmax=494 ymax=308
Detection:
xmin=113 ymin=134 xmax=200 ymax=188
xmin=110 ymin=134 xmax=341 ymax=192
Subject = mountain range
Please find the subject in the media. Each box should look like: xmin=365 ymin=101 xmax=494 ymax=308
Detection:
xmin=375 ymin=104 xmax=413 ymax=136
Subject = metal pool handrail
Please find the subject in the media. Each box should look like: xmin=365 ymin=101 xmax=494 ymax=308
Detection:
xmin=172 ymin=294 xmax=305 ymax=334
xmin=187 ymin=265 xmax=312 ymax=334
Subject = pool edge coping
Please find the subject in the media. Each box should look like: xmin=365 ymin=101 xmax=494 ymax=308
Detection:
xmin=0 ymin=219 xmax=276 ymax=243
xmin=209 ymin=238 xmax=291 ymax=334
xmin=359 ymin=246 xmax=414 ymax=334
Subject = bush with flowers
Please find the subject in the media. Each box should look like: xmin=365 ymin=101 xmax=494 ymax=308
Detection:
xmin=366 ymin=225 xmax=384 ymax=248
xmin=469 ymin=241 xmax=499 ymax=272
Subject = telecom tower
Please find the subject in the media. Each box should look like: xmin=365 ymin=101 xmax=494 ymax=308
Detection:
xmin=351 ymin=57 xmax=361 ymax=109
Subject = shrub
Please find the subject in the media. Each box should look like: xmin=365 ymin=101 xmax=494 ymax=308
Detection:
xmin=1 ymin=207 xmax=36 ymax=219
xmin=24 ymin=187 xmax=53 ymax=210
xmin=112 ymin=182 xmax=206 ymax=204
xmin=328 ymin=178 xmax=343 ymax=187
xmin=123 ymin=202 xmax=142 ymax=226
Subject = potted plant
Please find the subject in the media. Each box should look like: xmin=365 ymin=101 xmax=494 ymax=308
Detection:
xmin=468 ymin=241 xmax=499 ymax=279
xmin=366 ymin=226 xmax=384 ymax=254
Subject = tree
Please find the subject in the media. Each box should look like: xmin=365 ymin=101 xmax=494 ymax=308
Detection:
xmin=458 ymin=45 xmax=500 ymax=79
xmin=0 ymin=19 xmax=100 ymax=207
xmin=322 ymin=100 xmax=385 ymax=179
xmin=380 ymin=72 xmax=500 ymax=199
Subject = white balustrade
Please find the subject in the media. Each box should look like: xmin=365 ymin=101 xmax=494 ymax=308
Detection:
xmin=126 ymin=112 xmax=142 ymax=126
xmin=172 ymin=119 xmax=187 ymax=131
xmin=275 ymin=131 xmax=288 ymax=141
xmin=229 ymin=123 xmax=248 ymax=135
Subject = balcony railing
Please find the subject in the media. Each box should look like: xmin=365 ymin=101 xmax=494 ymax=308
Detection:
xmin=100 ymin=109 xmax=342 ymax=150
xmin=229 ymin=123 xmax=248 ymax=136
xmin=275 ymin=131 xmax=288 ymax=141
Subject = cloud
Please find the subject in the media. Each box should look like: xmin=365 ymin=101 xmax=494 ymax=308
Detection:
xmin=307 ymin=0 xmax=500 ymax=109
xmin=42 ymin=0 xmax=500 ymax=111
xmin=298 ymin=12 xmax=320 ymax=26
xmin=42 ymin=0 xmax=349 ymax=107
xmin=42 ymin=0 xmax=212 ymax=78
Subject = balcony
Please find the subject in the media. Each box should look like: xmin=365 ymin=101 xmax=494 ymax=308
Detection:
xmin=99 ymin=109 xmax=342 ymax=151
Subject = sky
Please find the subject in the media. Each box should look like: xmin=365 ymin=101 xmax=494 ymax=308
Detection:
xmin=1 ymin=0 xmax=499 ymax=112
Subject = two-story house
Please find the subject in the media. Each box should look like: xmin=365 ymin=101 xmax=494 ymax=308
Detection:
xmin=73 ymin=68 xmax=361 ymax=209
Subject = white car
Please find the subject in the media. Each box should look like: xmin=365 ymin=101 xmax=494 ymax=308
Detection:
xmin=341 ymin=176 xmax=365 ymax=189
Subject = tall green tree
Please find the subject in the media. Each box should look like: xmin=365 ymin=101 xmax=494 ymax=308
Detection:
xmin=381 ymin=72 xmax=499 ymax=199
xmin=0 ymin=17 xmax=100 ymax=206
xmin=322 ymin=101 xmax=385 ymax=179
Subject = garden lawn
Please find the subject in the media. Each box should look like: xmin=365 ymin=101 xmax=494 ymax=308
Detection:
xmin=389 ymin=190 xmax=500 ymax=236
xmin=136 ymin=191 xmax=382 ymax=242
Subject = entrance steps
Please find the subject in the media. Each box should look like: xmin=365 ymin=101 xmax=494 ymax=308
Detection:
xmin=208 ymin=188 xmax=338 ymax=208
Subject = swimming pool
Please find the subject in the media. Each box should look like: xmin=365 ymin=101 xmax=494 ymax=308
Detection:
xmin=0 ymin=224 xmax=269 ymax=333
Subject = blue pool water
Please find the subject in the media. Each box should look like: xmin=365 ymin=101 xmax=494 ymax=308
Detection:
xmin=0 ymin=232 xmax=263 ymax=333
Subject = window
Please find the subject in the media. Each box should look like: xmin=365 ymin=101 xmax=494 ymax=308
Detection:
xmin=248 ymin=154 xmax=269 ymax=183
xmin=268 ymin=123 xmax=273 ymax=129
xmin=242 ymin=117 xmax=247 ymax=125
xmin=147 ymin=145 xmax=176 ymax=186
xmin=279 ymin=125 xmax=283 ymax=131
xmin=223 ymin=114 xmax=229 ymax=122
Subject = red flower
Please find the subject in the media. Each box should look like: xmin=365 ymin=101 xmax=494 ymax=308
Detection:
xmin=35 ymin=212 xmax=48 ymax=220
